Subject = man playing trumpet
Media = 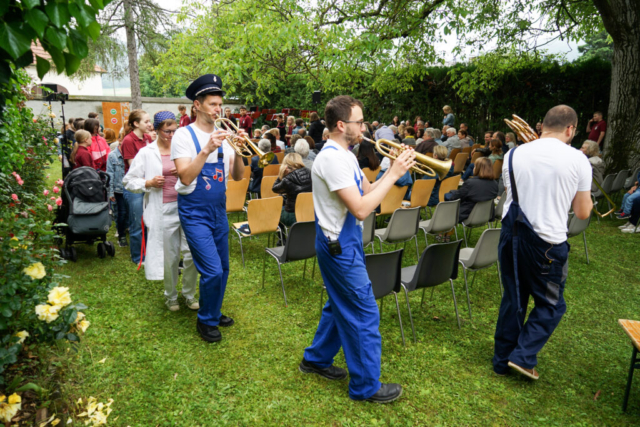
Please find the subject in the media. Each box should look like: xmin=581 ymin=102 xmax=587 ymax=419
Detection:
xmin=171 ymin=74 xmax=246 ymax=342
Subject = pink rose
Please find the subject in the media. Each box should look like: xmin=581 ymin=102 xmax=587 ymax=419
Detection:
xmin=47 ymin=204 xmax=53 ymax=211
xmin=17 ymin=179 xmax=24 ymax=186
xmin=50 ymin=197 xmax=56 ymax=200
xmin=43 ymin=190 xmax=49 ymax=196
xmin=55 ymin=197 xmax=62 ymax=206
xmin=53 ymin=186 xmax=60 ymax=193
xmin=11 ymin=194 xmax=18 ymax=201
xmin=56 ymin=179 xmax=64 ymax=186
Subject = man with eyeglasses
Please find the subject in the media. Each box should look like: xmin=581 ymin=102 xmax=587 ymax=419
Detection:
xmin=493 ymin=105 xmax=593 ymax=380
xmin=299 ymin=95 xmax=415 ymax=403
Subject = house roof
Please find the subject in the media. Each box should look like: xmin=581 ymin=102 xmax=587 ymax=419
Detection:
xmin=31 ymin=42 xmax=107 ymax=73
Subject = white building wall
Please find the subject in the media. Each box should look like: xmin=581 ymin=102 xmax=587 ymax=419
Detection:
xmin=25 ymin=65 xmax=104 ymax=96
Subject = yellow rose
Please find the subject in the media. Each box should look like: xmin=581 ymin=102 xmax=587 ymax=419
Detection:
xmin=15 ymin=331 xmax=29 ymax=344
xmin=10 ymin=237 xmax=18 ymax=241
xmin=0 ymin=393 xmax=21 ymax=423
xmin=77 ymin=319 xmax=90 ymax=333
xmin=23 ymin=262 xmax=46 ymax=280
xmin=75 ymin=312 xmax=85 ymax=323
xmin=7 ymin=394 xmax=20 ymax=405
xmin=48 ymin=287 xmax=71 ymax=307
xmin=35 ymin=304 xmax=61 ymax=323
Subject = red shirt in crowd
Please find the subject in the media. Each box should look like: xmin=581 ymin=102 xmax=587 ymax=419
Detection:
xmin=74 ymin=145 xmax=95 ymax=169
xmin=121 ymin=131 xmax=153 ymax=172
xmin=179 ymin=114 xmax=191 ymax=128
xmin=588 ymin=120 xmax=607 ymax=145
xmin=239 ymin=114 xmax=253 ymax=136
xmin=88 ymin=135 xmax=110 ymax=171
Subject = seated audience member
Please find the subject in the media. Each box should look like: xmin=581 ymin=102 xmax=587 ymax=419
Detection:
xmin=505 ymin=132 xmax=517 ymax=149
xmin=249 ymin=139 xmax=279 ymax=196
xmin=443 ymin=127 xmax=461 ymax=154
xmin=493 ymin=131 xmax=508 ymax=154
xmin=261 ymin=125 xmax=270 ymax=135
xmin=303 ymin=136 xmax=318 ymax=159
xmin=264 ymin=132 xmax=281 ymax=153
xmin=416 ymin=129 xmax=438 ymax=154
xmin=402 ymin=127 xmax=417 ymax=146
xmin=459 ymin=123 xmax=474 ymax=143
xmin=286 ymin=134 xmax=303 ymax=154
xmin=616 ymin=170 xmax=640 ymax=220
xmin=316 ymin=128 xmax=330 ymax=150
xmin=357 ymin=139 xmax=381 ymax=171
xmin=371 ymin=121 xmax=380 ymax=130
xmin=253 ymin=129 xmax=263 ymax=139
xmin=483 ymin=131 xmax=493 ymax=146
xmin=488 ymin=139 xmax=504 ymax=163
xmin=269 ymin=128 xmax=286 ymax=152
xmin=457 ymin=129 xmax=470 ymax=149
xmin=293 ymin=118 xmax=306 ymax=135
xmin=620 ymin=196 xmax=640 ymax=233
xmin=73 ymin=130 xmax=95 ymax=169
xmin=415 ymin=128 xmax=425 ymax=144
xmin=579 ymin=140 xmax=604 ymax=192
xmin=272 ymin=153 xmax=312 ymax=227
xmin=295 ymin=140 xmax=314 ymax=170
xmin=397 ymin=124 xmax=407 ymax=141
xmin=298 ymin=128 xmax=307 ymax=138
xmin=388 ymin=125 xmax=399 ymax=141
xmin=433 ymin=128 xmax=443 ymax=144
xmin=444 ymin=157 xmax=498 ymax=222
xmin=424 ymin=146 xmax=455 ymax=207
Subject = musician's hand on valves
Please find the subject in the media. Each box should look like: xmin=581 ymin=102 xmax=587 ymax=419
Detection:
xmin=146 ymin=175 xmax=165 ymax=189
xmin=389 ymin=146 xmax=416 ymax=180
xmin=236 ymin=129 xmax=249 ymax=140
xmin=202 ymin=129 xmax=227 ymax=155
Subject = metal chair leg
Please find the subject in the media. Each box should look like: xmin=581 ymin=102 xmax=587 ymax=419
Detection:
xmin=303 ymin=258 xmax=307 ymax=280
xmin=393 ymin=292 xmax=406 ymax=346
xmin=421 ymin=288 xmax=426 ymax=307
xmin=238 ymin=234 xmax=246 ymax=267
xmin=623 ymin=346 xmax=639 ymax=412
xmin=463 ymin=268 xmax=473 ymax=321
xmin=583 ymin=231 xmax=589 ymax=264
xmin=277 ymin=262 xmax=288 ymax=307
xmin=463 ymin=225 xmax=468 ymax=247
xmin=261 ymin=248 xmax=267 ymax=289
xmin=414 ymin=235 xmax=420 ymax=260
xmin=401 ymin=284 xmax=416 ymax=343
xmin=454 ymin=227 xmax=459 ymax=241
xmin=450 ymin=279 xmax=461 ymax=329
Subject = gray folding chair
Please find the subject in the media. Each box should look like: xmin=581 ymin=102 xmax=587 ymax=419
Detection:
xmin=612 ymin=169 xmax=631 ymax=198
xmin=374 ymin=207 xmax=421 ymax=259
xmin=362 ymin=211 xmax=376 ymax=253
xmin=419 ymin=200 xmax=460 ymax=246
xmin=567 ymin=212 xmax=591 ymax=264
xmin=401 ymin=240 xmax=463 ymax=337
xmin=592 ymin=174 xmax=616 ymax=219
xmin=493 ymin=192 xmax=506 ymax=228
xmin=460 ymin=199 xmax=494 ymax=247
xmin=263 ymin=221 xmax=316 ymax=306
xmin=458 ymin=229 xmax=502 ymax=321
xmin=624 ymin=167 xmax=640 ymax=190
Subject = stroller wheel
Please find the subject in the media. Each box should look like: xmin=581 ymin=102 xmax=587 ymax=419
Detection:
xmin=97 ymin=242 xmax=106 ymax=259
xmin=105 ymin=241 xmax=115 ymax=257
xmin=69 ymin=247 xmax=77 ymax=262
xmin=59 ymin=247 xmax=67 ymax=259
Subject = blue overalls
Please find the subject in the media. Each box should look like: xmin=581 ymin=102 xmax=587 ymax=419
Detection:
xmin=178 ymin=125 xmax=229 ymax=327
xmin=303 ymin=145 xmax=382 ymax=400
xmin=493 ymin=147 xmax=570 ymax=374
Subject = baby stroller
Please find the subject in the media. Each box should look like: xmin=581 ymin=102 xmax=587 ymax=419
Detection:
xmin=53 ymin=166 xmax=115 ymax=261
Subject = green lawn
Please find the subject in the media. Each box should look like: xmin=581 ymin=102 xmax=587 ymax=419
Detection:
xmin=45 ymin=163 xmax=640 ymax=425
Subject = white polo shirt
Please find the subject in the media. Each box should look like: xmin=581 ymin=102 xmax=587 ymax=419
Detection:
xmin=502 ymin=138 xmax=592 ymax=244
xmin=312 ymin=139 xmax=364 ymax=240
xmin=170 ymin=124 xmax=236 ymax=195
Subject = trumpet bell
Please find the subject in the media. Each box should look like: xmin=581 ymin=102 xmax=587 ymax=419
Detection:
xmin=214 ymin=117 xmax=274 ymax=169
xmin=258 ymin=152 xmax=275 ymax=168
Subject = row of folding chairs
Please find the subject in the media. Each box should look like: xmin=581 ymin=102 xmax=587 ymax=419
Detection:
xmin=593 ymin=168 xmax=636 ymax=218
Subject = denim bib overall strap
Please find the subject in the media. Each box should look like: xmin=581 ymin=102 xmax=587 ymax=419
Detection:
xmin=493 ymin=147 xmax=570 ymax=374
xmin=177 ymin=124 xmax=230 ymax=327
xmin=303 ymin=145 xmax=382 ymax=400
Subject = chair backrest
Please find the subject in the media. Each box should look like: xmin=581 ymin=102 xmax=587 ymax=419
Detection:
xmin=461 ymin=146 xmax=472 ymax=154
xmin=242 ymin=166 xmax=251 ymax=180
xmin=282 ymin=221 xmax=316 ymax=261
xmin=382 ymin=207 xmax=420 ymax=241
xmin=366 ymin=249 xmax=404 ymax=298
xmin=494 ymin=192 xmax=506 ymax=220
xmin=263 ymin=164 xmax=280 ymax=177
xmin=362 ymin=167 xmax=381 ymax=183
xmin=449 ymin=148 xmax=461 ymax=160
xmin=470 ymin=151 xmax=483 ymax=164
xmin=492 ymin=159 xmax=503 ymax=180
xmin=247 ymin=196 xmax=283 ymax=235
xmin=611 ymin=169 xmax=630 ymax=192
xmin=601 ymin=173 xmax=615 ymax=193
xmin=426 ymin=200 xmax=460 ymax=233
xmin=295 ymin=192 xmax=314 ymax=222
xmin=625 ymin=167 xmax=640 ymax=189
xmin=362 ymin=211 xmax=376 ymax=247
xmin=275 ymin=152 xmax=285 ymax=163
xmin=439 ymin=174 xmax=461 ymax=202
xmin=472 ymin=144 xmax=482 ymax=149
xmin=453 ymin=153 xmax=469 ymax=174
xmin=567 ymin=212 xmax=591 ymax=237
xmin=463 ymin=229 xmax=500 ymax=269
xmin=410 ymin=179 xmax=436 ymax=208
xmin=406 ymin=240 xmax=462 ymax=290
xmin=463 ymin=199 xmax=494 ymax=227
xmin=261 ymin=175 xmax=279 ymax=199
xmin=380 ymin=185 xmax=408 ymax=216
xmin=226 ymin=178 xmax=249 ymax=213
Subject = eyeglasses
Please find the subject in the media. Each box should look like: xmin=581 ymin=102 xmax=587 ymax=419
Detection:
xmin=161 ymin=129 xmax=177 ymax=135
xmin=341 ymin=120 xmax=365 ymax=126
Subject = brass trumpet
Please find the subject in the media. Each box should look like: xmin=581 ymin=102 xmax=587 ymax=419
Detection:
xmin=213 ymin=117 xmax=274 ymax=168
xmin=361 ymin=136 xmax=452 ymax=179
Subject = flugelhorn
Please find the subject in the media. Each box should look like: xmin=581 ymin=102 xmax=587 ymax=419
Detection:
xmin=361 ymin=136 xmax=452 ymax=179
xmin=504 ymin=114 xmax=539 ymax=143
xmin=213 ymin=117 xmax=274 ymax=168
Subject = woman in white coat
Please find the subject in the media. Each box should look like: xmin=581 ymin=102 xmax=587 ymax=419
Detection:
xmin=123 ymin=111 xmax=199 ymax=311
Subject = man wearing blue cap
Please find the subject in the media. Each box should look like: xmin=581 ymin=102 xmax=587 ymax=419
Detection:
xmin=171 ymin=74 xmax=246 ymax=342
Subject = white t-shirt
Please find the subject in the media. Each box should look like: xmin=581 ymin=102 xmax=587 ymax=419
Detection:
xmin=312 ymin=139 xmax=364 ymax=240
xmin=502 ymin=138 xmax=592 ymax=244
xmin=170 ymin=124 xmax=236 ymax=195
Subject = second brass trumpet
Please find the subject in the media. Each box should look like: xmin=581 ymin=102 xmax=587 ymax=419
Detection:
xmin=214 ymin=117 xmax=274 ymax=168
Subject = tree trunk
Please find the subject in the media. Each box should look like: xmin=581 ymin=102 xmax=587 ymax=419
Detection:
xmin=123 ymin=0 xmax=142 ymax=110
xmin=594 ymin=0 xmax=640 ymax=172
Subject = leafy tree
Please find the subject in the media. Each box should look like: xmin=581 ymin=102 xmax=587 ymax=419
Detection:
xmin=576 ymin=31 xmax=613 ymax=63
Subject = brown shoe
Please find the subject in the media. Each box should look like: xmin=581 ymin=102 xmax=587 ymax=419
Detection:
xmin=508 ymin=361 xmax=539 ymax=380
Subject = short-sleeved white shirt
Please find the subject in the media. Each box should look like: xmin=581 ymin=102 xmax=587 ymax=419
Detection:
xmin=170 ymin=124 xmax=236 ymax=195
xmin=312 ymin=139 xmax=364 ymax=240
xmin=502 ymin=138 xmax=592 ymax=244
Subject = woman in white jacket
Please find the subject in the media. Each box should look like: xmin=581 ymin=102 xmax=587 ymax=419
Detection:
xmin=123 ymin=111 xmax=199 ymax=311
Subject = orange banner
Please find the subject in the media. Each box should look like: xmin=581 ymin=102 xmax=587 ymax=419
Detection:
xmin=102 ymin=102 xmax=130 ymax=135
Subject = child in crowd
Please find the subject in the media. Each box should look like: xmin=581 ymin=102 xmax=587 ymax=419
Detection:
xmin=106 ymin=141 xmax=129 ymax=247
xmin=73 ymin=130 xmax=95 ymax=169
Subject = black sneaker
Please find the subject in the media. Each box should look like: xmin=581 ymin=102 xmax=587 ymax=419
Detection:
xmin=118 ymin=236 xmax=128 ymax=247
xmin=196 ymin=319 xmax=222 ymax=342
xmin=299 ymin=358 xmax=348 ymax=380
xmin=365 ymin=383 xmax=403 ymax=403
xmin=219 ymin=315 xmax=234 ymax=327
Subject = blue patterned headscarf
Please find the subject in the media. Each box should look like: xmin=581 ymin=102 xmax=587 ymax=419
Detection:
xmin=154 ymin=111 xmax=176 ymax=130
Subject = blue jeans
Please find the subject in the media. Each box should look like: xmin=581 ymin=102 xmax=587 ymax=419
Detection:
xmin=123 ymin=190 xmax=146 ymax=264
xmin=622 ymin=190 xmax=640 ymax=214
xmin=462 ymin=163 xmax=475 ymax=180
xmin=113 ymin=193 xmax=129 ymax=240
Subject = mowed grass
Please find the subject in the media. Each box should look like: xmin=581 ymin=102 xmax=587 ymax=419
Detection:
xmin=45 ymin=163 xmax=640 ymax=425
